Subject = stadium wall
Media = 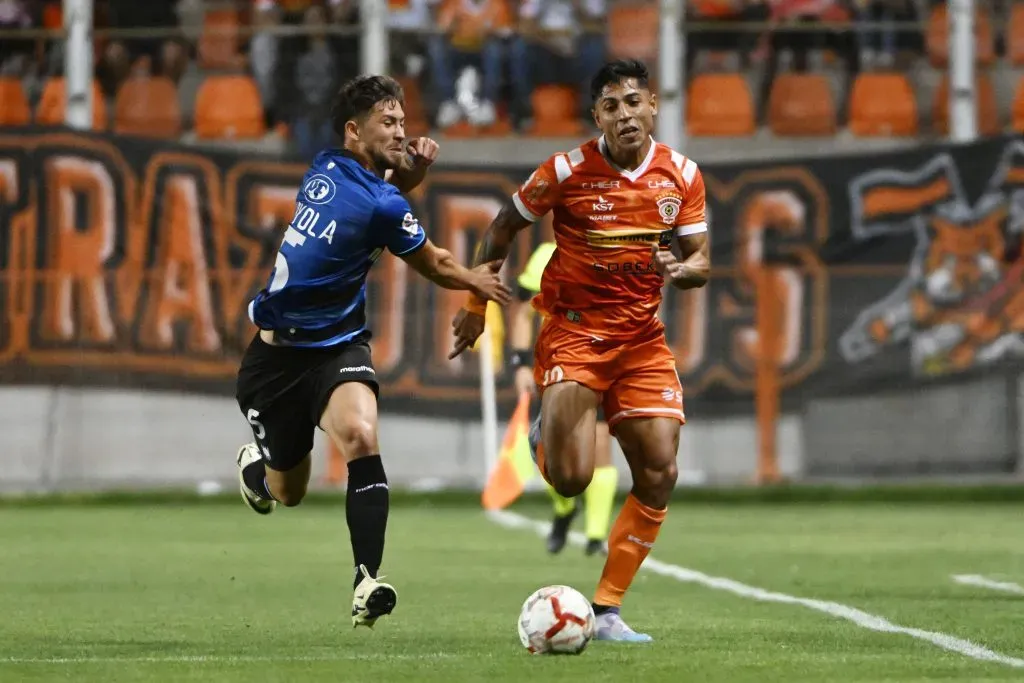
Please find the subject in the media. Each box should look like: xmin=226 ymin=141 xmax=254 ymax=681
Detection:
xmin=2 ymin=129 xmax=1024 ymax=492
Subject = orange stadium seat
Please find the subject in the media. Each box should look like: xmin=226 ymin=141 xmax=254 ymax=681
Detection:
xmin=848 ymin=73 xmax=918 ymax=137
xmin=926 ymin=3 xmax=994 ymax=67
xmin=199 ymin=8 xmax=242 ymax=69
xmin=526 ymin=85 xmax=585 ymax=137
xmin=0 ymin=77 xmax=31 ymax=125
xmin=686 ymin=73 xmax=755 ymax=136
xmin=767 ymin=73 xmax=836 ymax=136
xmin=35 ymin=78 xmax=108 ymax=130
xmin=114 ymin=76 xmax=182 ymax=138
xmin=1009 ymin=4 xmax=1024 ymax=65
xmin=1012 ymin=77 xmax=1024 ymax=132
xmin=607 ymin=4 xmax=659 ymax=63
xmin=194 ymin=75 xmax=266 ymax=139
xmin=932 ymin=73 xmax=1000 ymax=137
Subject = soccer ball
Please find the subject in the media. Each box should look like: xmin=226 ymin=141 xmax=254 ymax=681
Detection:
xmin=517 ymin=585 xmax=596 ymax=655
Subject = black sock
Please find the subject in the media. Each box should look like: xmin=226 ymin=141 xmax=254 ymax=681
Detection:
xmin=592 ymin=604 xmax=617 ymax=616
xmin=346 ymin=455 xmax=389 ymax=590
xmin=242 ymin=459 xmax=274 ymax=500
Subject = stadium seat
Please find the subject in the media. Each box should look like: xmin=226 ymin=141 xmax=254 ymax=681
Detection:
xmin=767 ymin=73 xmax=836 ymax=136
xmin=0 ymin=77 xmax=31 ymax=125
xmin=35 ymin=78 xmax=108 ymax=130
xmin=848 ymin=73 xmax=918 ymax=137
xmin=607 ymin=4 xmax=659 ymax=63
xmin=526 ymin=85 xmax=585 ymax=137
xmin=395 ymin=76 xmax=429 ymax=137
xmin=926 ymin=3 xmax=994 ymax=67
xmin=1009 ymin=76 xmax=1024 ymax=132
xmin=194 ymin=75 xmax=266 ymax=139
xmin=1009 ymin=4 xmax=1024 ymax=65
xmin=931 ymin=73 xmax=1000 ymax=136
xmin=198 ymin=7 xmax=241 ymax=69
xmin=114 ymin=76 xmax=182 ymax=138
xmin=686 ymin=73 xmax=755 ymax=137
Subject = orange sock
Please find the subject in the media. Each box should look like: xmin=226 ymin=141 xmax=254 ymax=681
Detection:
xmin=593 ymin=493 xmax=666 ymax=608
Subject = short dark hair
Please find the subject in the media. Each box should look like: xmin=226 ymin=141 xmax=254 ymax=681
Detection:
xmin=331 ymin=75 xmax=405 ymax=138
xmin=589 ymin=59 xmax=651 ymax=102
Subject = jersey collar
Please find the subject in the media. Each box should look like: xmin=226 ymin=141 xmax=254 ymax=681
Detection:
xmin=597 ymin=134 xmax=657 ymax=183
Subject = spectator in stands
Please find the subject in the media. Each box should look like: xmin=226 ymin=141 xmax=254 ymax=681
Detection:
xmin=292 ymin=3 xmax=340 ymax=159
xmin=756 ymin=0 xmax=860 ymax=123
xmin=429 ymin=0 xmax=512 ymax=129
xmin=685 ymin=0 xmax=770 ymax=76
xmin=851 ymin=0 xmax=921 ymax=67
xmin=387 ymin=0 xmax=438 ymax=82
xmin=96 ymin=0 xmax=186 ymax=97
xmin=509 ymin=0 xmax=606 ymax=131
xmin=0 ymin=0 xmax=33 ymax=76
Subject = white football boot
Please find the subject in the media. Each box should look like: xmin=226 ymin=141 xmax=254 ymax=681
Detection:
xmin=351 ymin=564 xmax=398 ymax=628
xmin=236 ymin=443 xmax=276 ymax=515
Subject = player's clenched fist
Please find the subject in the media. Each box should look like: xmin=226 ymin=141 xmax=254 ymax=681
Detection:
xmin=651 ymin=242 xmax=685 ymax=278
xmin=405 ymin=137 xmax=440 ymax=168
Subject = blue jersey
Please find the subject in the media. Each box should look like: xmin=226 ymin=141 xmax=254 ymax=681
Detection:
xmin=248 ymin=150 xmax=426 ymax=347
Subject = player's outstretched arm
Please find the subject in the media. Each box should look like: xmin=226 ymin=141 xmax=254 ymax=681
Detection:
xmin=402 ymin=239 xmax=513 ymax=303
xmin=471 ymin=199 xmax=533 ymax=274
xmin=651 ymin=232 xmax=711 ymax=290
xmin=448 ymin=201 xmax=533 ymax=359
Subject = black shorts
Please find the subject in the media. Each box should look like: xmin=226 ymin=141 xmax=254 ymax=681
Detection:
xmin=235 ymin=332 xmax=379 ymax=472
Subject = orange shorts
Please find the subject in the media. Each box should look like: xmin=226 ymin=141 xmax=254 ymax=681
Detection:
xmin=532 ymin=320 xmax=685 ymax=432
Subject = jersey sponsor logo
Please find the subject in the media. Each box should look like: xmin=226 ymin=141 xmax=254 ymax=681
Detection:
xmin=303 ymin=173 xmax=336 ymax=205
xmin=522 ymin=176 xmax=551 ymax=204
xmin=592 ymin=195 xmax=614 ymax=212
xmin=401 ymin=212 xmax=421 ymax=236
xmin=585 ymin=227 xmax=671 ymax=248
xmin=648 ymin=179 xmax=675 ymax=189
xmin=340 ymin=365 xmax=375 ymax=374
xmin=582 ymin=180 xmax=621 ymax=190
xmin=656 ymin=193 xmax=683 ymax=225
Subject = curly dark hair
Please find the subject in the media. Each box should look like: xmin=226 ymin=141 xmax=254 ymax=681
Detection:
xmin=589 ymin=59 xmax=650 ymax=103
xmin=331 ymin=75 xmax=406 ymax=139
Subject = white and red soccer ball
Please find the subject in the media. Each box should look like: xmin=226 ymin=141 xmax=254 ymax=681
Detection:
xmin=517 ymin=585 xmax=596 ymax=655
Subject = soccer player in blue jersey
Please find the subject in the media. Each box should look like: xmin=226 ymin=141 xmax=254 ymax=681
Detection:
xmin=233 ymin=75 xmax=512 ymax=630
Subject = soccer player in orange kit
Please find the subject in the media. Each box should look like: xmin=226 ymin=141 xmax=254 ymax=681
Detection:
xmin=450 ymin=59 xmax=710 ymax=642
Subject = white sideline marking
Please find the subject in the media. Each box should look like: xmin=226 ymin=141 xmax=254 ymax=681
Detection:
xmin=953 ymin=574 xmax=1024 ymax=596
xmin=487 ymin=510 xmax=1024 ymax=669
xmin=0 ymin=652 xmax=455 ymax=665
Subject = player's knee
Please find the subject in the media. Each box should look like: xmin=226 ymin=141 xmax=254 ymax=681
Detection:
xmin=548 ymin=461 xmax=593 ymax=498
xmin=332 ymin=418 xmax=378 ymax=459
xmin=633 ymin=459 xmax=677 ymax=509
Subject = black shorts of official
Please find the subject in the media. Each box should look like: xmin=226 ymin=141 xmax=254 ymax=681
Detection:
xmin=235 ymin=331 xmax=379 ymax=472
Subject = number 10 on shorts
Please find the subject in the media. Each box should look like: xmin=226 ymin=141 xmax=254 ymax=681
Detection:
xmin=541 ymin=366 xmax=564 ymax=386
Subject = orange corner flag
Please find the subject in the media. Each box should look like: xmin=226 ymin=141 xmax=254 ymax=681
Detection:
xmin=481 ymin=391 xmax=536 ymax=510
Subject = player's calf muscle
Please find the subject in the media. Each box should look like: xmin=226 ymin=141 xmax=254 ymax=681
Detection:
xmin=266 ymin=456 xmax=312 ymax=506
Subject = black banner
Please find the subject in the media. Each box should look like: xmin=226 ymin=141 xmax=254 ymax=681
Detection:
xmin=1 ymin=128 xmax=1022 ymax=417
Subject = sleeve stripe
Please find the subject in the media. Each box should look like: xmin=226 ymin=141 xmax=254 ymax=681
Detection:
xmin=553 ymin=155 xmax=572 ymax=183
xmin=682 ymin=158 xmax=698 ymax=184
xmin=391 ymin=232 xmax=427 ymax=256
xmin=676 ymin=222 xmax=707 ymax=236
xmin=512 ymin=192 xmax=540 ymax=222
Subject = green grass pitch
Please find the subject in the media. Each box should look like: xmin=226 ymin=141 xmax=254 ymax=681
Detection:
xmin=1 ymin=493 xmax=1022 ymax=682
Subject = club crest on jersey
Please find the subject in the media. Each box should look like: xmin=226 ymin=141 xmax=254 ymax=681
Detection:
xmin=523 ymin=176 xmax=551 ymax=204
xmin=656 ymin=193 xmax=683 ymax=225
xmin=303 ymin=174 xmax=336 ymax=205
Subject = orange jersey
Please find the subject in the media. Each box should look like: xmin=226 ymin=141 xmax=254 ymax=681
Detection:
xmin=513 ymin=136 xmax=707 ymax=340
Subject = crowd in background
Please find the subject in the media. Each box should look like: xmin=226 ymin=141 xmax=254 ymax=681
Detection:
xmin=0 ymin=0 xmax=1016 ymax=156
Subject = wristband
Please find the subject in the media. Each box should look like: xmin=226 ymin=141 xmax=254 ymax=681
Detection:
xmin=510 ymin=349 xmax=533 ymax=369
xmin=465 ymin=295 xmax=487 ymax=316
